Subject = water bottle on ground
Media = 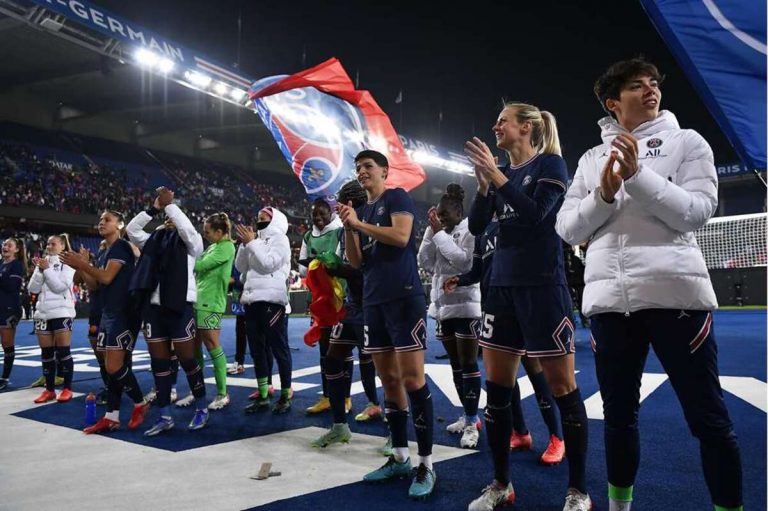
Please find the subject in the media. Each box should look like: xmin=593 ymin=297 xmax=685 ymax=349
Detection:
xmin=85 ymin=392 xmax=97 ymax=426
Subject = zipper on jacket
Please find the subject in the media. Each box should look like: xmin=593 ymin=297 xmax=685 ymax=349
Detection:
xmin=617 ymin=234 xmax=631 ymax=316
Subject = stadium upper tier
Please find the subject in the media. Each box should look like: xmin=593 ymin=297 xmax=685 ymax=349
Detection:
xmin=0 ymin=123 xmax=430 ymax=245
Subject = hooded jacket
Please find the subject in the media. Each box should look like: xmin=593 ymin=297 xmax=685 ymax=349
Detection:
xmin=27 ymin=254 xmax=76 ymax=320
xmin=418 ymin=218 xmax=481 ymax=321
xmin=555 ymin=110 xmax=718 ymax=316
xmin=235 ymin=208 xmax=291 ymax=306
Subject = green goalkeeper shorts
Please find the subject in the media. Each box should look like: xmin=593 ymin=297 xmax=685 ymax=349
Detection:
xmin=195 ymin=310 xmax=223 ymax=330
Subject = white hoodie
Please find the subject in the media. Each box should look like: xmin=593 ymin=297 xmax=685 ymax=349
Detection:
xmin=127 ymin=203 xmax=204 ymax=305
xmin=556 ymin=110 xmax=718 ymax=316
xmin=235 ymin=208 xmax=291 ymax=306
xmin=27 ymin=254 xmax=76 ymax=320
xmin=418 ymin=218 xmax=481 ymax=321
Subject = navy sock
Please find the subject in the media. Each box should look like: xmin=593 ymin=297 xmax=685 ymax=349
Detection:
xmin=2 ymin=346 xmax=15 ymax=380
xmin=344 ymin=356 xmax=354 ymax=398
xmin=462 ymin=362 xmax=482 ymax=419
xmin=113 ymin=363 xmax=144 ymax=404
xmin=485 ymin=380 xmax=513 ymax=485
xmin=41 ymin=346 xmax=56 ymax=391
xmin=510 ymin=378 xmax=527 ymax=434
xmin=529 ymin=370 xmax=561 ymax=438
xmin=55 ymin=346 xmax=74 ymax=389
xmin=319 ymin=340 xmax=328 ymax=398
xmin=701 ymin=432 xmax=743 ymax=508
xmin=169 ymin=354 xmax=179 ymax=386
xmin=408 ymin=383 xmax=434 ymax=457
xmin=106 ymin=373 xmax=123 ymax=413
xmin=359 ymin=358 xmax=379 ymax=405
xmin=384 ymin=400 xmax=409 ymax=449
xmin=451 ymin=360 xmax=464 ymax=409
xmin=179 ymin=357 xmax=206 ymax=407
xmin=56 ymin=356 xmax=65 ymax=380
xmin=326 ymin=356 xmax=347 ymax=424
xmin=151 ymin=358 xmax=173 ymax=409
xmin=555 ymin=388 xmax=588 ymax=493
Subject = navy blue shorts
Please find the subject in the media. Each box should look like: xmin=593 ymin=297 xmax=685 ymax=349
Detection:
xmin=98 ymin=313 xmax=137 ymax=352
xmin=0 ymin=308 xmax=21 ymax=329
xmin=436 ymin=317 xmax=481 ymax=342
xmin=480 ymin=285 xmax=575 ymax=358
xmin=363 ymin=294 xmax=427 ymax=354
xmin=35 ymin=317 xmax=73 ymax=335
xmin=329 ymin=321 xmax=365 ymax=348
xmin=143 ymin=303 xmax=196 ymax=343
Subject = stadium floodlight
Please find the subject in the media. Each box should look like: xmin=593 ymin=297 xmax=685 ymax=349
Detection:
xmin=134 ymin=48 xmax=160 ymax=67
xmin=214 ymin=82 xmax=228 ymax=95
xmin=230 ymin=88 xmax=248 ymax=101
xmin=409 ymin=149 xmax=473 ymax=174
xmin=157 ymin=58 xmax=175 ymax=74
xmin=184 ymin=71 xmax=212 ymax=88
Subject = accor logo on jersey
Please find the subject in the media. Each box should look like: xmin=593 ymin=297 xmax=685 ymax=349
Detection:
xmin=642 ymin=148 xmax=666 ymax=158
xmin=498 ymin=203 xmax=517 ymax=221
xmin=483 ymin=238 xmax=496 ymax=257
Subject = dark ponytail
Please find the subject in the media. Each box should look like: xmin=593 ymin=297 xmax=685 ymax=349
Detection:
xmin=439 ymin=183 xmax=465 ymax=218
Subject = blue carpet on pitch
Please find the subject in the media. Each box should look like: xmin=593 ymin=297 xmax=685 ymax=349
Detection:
xmin=4 ymin=311 xmax=765 ymax=510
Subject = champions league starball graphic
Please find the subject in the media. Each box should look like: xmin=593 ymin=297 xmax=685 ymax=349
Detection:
xmin=247 ymin=58 xmax=425 ymax=204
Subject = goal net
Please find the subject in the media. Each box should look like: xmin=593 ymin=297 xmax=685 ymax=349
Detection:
xmin=694 ymin=212 xmax=767 ymax=269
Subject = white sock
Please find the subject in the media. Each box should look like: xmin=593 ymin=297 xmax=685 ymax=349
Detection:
xmin=609 ymin=500 xmax=632 ymax=511
xmin=105 ymin=411 xmax=119 ymax=422
xmin=392 ymin=447 xmax=409 ymax=462
xmin=418 ymin=455 xmax=433 ymax=470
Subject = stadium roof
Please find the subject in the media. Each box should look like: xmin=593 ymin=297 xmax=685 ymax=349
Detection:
xmin=0 ymin=5 xmax=290 ymax=174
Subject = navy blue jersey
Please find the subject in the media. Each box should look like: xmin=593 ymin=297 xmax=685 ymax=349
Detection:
xmin=99 ymin=239 xmax=135 ymax=315
xmin=88 ymin=249 xmax=105 ymax=322
xmin=457 ymin=219 xmax=498 ymax=304
xmin=0 ymin=259 xmax=24 ymax=312
xmin=468 ymin=153 xmax=568 ymax=286
xmin=337 ymin=233 xmax=363 ymax=324
xmin=357 ymin=187 xmax=424 ymax=306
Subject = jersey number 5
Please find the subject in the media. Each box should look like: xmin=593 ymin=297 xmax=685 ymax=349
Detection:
xmin=481 ymin=313 xmax=494 ymax=339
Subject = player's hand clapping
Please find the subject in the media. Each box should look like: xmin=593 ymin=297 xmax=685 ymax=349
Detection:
xmin=235 ymin=224 xmax=255 ymax=244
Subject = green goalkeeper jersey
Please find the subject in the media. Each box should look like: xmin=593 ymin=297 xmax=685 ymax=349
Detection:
xmin=194 ymin=238 xmax=236 ymax=313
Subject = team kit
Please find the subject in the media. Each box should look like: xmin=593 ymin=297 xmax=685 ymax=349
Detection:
xmin=0 ymin=58 xmax=743 ymax=511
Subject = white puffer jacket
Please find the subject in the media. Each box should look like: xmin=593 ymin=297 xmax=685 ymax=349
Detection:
xmin=127 ymin=203 xmax=204 ymax=305
xmin=235 ymin=208 xmax=291 ymax=306
xmin=418 ymin=218 xmax=481 ymax=321
xmin=556 ymin=110 xmax=718 ymax=316
xmin=27 ymin=255 xmax=76 ymax=320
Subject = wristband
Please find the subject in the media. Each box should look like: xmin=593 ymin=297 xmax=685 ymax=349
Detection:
xmin=146 ymin=206 xmax=162 ymax=217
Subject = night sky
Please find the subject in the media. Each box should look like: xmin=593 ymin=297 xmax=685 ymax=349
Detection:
xmin=96 ymin=0 xmax=739 ymax=171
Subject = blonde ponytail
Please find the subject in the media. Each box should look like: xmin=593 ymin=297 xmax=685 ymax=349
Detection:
xmin=539 ymin=111 xmax=562 ymax=156
xmin=504 ymin=102 xmax=563 ymax=156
